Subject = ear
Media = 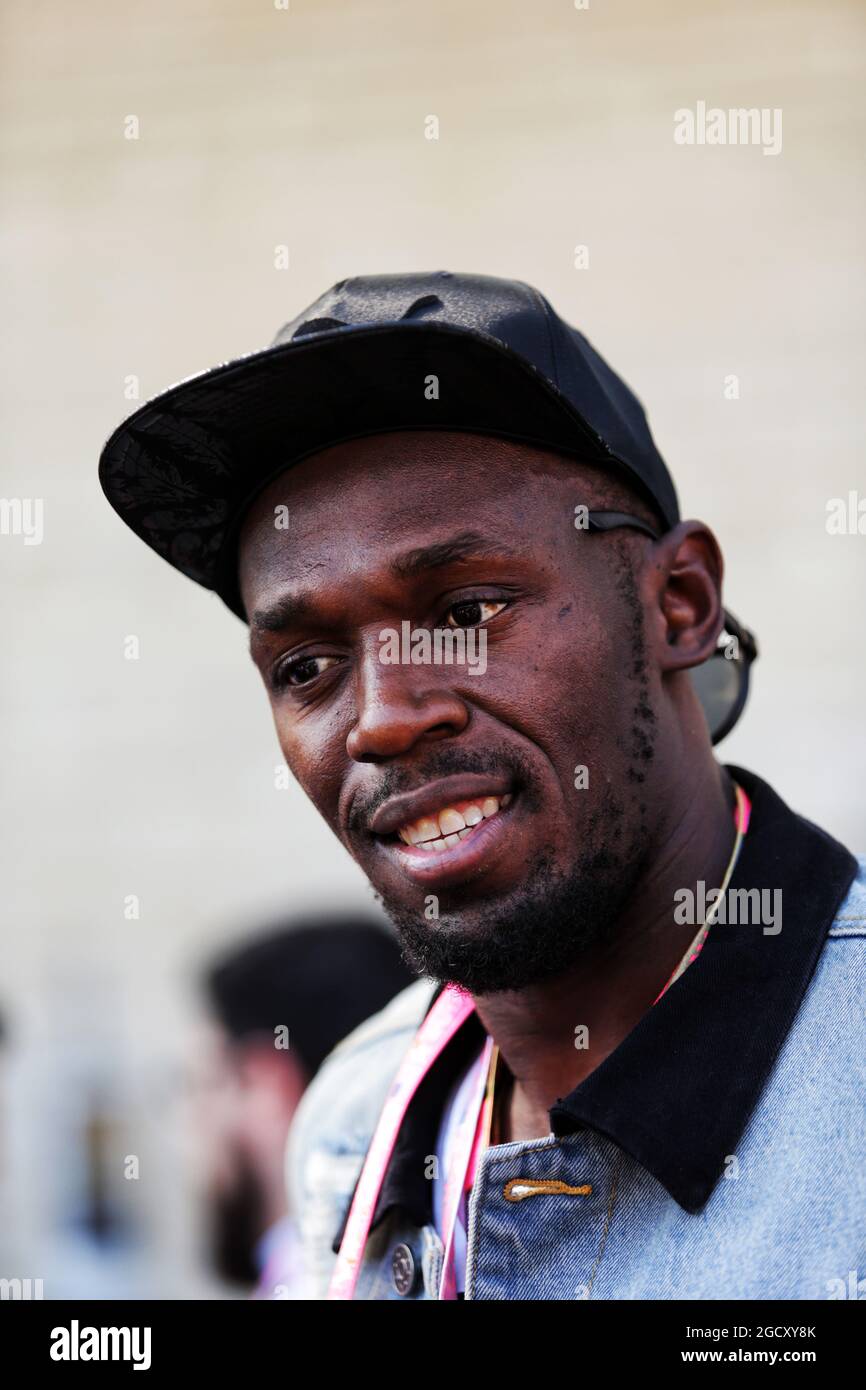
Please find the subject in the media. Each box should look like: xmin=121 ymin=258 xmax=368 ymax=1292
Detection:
xmin=644 ymin=521 xmax=725 ymax=671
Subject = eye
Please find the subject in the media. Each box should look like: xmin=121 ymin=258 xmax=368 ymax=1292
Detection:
xmin=273 ymin=653 xmax=343 ymax=690
xmin=445 ymin=598 xmax=508 ymax=629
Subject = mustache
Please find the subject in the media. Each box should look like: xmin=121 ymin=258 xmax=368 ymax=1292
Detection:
xmin=348 ymin=745 xmax=540 ymax=835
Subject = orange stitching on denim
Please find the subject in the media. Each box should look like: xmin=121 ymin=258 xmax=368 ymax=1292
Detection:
xmin=503 ymin=1177 xmax=592 ymax=1202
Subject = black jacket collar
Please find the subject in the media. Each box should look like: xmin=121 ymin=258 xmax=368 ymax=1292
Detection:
xmin=333 ymin=766 xmax=857 ymax=1250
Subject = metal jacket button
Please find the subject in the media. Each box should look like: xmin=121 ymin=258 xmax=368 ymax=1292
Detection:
xmin=391 ymin=1242 xmax=417 ymax=1296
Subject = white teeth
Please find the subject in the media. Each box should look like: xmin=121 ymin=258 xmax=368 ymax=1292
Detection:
xmin=395 ymin=793 xmax=512 ymax=852
xmin=398 ymin=816 xmax=439 ymax=846
xmin=411 ymin=817 xmax=439 ymax=844
xmin=438 ymin=808 xmax=466 ymax=836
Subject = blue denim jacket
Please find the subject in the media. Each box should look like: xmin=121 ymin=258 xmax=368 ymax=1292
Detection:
xmin=286 ymin=773 xmax=865 ymax=1301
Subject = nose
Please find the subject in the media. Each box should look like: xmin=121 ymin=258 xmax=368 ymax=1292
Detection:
xmin=346 ymin=643 xmax=470 ymax=762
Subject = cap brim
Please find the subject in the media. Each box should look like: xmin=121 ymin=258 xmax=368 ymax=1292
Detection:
xmin=99 ymin=321 xmax=670 ymax=619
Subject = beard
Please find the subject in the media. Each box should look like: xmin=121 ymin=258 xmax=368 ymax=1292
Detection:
xmin=379 ymin=774 xmax=653 ymax=995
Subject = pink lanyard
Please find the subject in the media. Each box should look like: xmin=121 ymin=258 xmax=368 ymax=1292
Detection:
xmin=327 ymin=983 xmax=476 ymax=1300
xmin=328 ymin=785 xmax=752 ymax=1301
xmin=436 ymin=1035 xmax=495 ymax=1300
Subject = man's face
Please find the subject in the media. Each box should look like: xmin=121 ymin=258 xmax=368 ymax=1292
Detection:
xmin=240 ymin=432 xmax=664 ymax=993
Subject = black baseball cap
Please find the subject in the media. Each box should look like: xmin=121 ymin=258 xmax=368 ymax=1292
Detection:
xmin=98 ymin=270 xmax=756 ymax=740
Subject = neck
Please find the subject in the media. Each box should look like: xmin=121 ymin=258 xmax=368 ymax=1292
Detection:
xmin=472 ymin=756 xmax=736 ymax=1144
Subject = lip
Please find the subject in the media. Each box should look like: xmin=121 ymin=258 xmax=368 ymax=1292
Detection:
xmin=376 ymin=794 xmax=518 ymax=888
xmin=367 ymin=772 xmax=514 ymax=839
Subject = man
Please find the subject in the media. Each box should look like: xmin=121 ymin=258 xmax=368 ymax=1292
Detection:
xmin=100 ymin=272 xmax=864 ymax=1300
xmin=194 ymin=916 xmax=411 ymax=1298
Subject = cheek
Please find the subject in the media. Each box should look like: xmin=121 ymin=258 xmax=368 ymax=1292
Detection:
xmin=530 ymin=628 xmax=641 ymax=817
xmin=269 ymin=702 xmax=346 ymax=819
xmin=490 ymin=606 xmax=627 ymax=749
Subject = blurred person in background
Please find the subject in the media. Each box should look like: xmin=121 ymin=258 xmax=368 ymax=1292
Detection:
xmin=196 ymin=917 xmax=411 ymax=1298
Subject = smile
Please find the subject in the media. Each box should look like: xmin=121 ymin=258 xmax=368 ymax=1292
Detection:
xmin=364 ymin=771 xmax=521 ymax=888
xmin=369 ymin=789 xmax=517 ymax=884
xmin=395 ymin=794 xmax=513 ymax=852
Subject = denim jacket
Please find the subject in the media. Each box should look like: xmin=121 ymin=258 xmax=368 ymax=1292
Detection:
xmin=286 ymin=768 xmax=865 ymax=1300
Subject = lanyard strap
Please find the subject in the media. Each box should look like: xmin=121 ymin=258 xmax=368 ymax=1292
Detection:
xmin=329 ymin=781 xmax=752 ymax=1300
xmin=327 ymin=983 xmax=475 ymax=1300
xmin=436 ymin=1034 xmax=496 ymax=1301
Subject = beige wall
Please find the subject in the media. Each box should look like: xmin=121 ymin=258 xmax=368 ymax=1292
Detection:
xmin=1 ymin=0 xmax=864 ymax=1294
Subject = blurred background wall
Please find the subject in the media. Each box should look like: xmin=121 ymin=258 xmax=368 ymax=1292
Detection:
xmin=1 ymin=0 xmax=864 ymax=1296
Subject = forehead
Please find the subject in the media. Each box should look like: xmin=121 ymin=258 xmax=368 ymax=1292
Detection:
xmin=238 ymin=431 xmax=593 ymax=601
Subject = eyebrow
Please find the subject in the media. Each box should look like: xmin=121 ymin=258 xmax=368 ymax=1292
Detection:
xmin=390 ymin=531 xmax=520 ymax=580
xmin=250 ymin=592 xmax=316 ymax=635
xmin=249 ymin=531 xmax=520 ymax=639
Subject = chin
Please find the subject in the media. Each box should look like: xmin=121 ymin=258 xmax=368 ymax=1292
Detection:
xmin=380 ymin=847 xmax=637 ymax=995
